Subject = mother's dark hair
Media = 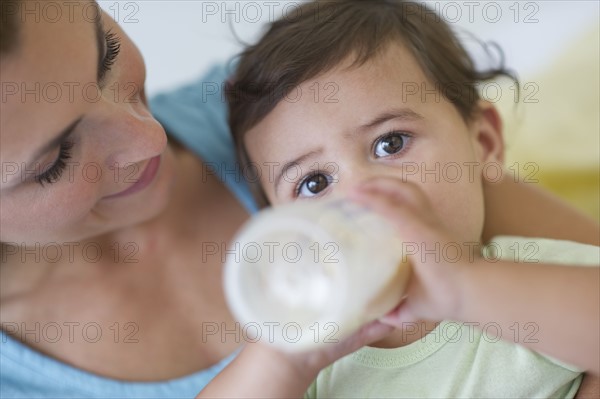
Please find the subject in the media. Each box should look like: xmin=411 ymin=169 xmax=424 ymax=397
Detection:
xmin=1 ymin=0 xmax=21 ymax=55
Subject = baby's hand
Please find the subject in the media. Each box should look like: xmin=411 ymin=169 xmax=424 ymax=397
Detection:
xmin=198 ymin=318 xmax=395 ymax=399
xmin=237 ymin=319 xmax=395 ymax=392
xmin=349 ymin=177 xmax=473 ymax=327
xmin=288 ymin=319 xmax=395 ymax=374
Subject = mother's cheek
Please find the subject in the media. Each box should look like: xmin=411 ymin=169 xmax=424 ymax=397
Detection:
xmin=28 ymin=181 xmax=100 ymax=236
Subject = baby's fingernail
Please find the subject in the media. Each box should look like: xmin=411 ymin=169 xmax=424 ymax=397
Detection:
xmin=348 ymin=189 xmax=364 ymax=199
xmin=350 ymin=184 xmax=374 ymax=196
xmin=349 ymin=192 xmax=371 ymax=206
xmin=378 ymin=314 xmax=398 ymax=326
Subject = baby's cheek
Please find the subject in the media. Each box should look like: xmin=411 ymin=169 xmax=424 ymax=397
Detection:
xmin=456 ymin=181 xmax=486 ymax=243
xmin=257 ymin=174 xmax=279 ymax=205
xmin=429 ymin=177 xmax=485 ymax=243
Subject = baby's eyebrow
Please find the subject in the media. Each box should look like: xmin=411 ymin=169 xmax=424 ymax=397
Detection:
xmin=274 ymin=150 xmax=322 ymax=192
xmin=359 ymin=108 xmax=424 ymax=131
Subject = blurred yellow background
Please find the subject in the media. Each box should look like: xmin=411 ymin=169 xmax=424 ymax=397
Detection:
xmin=497 ymin=24 xmax=600 ymax=221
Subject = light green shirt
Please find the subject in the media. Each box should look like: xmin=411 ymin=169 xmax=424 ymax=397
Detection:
xmin=306 ymin=236 xmax=599 ymax=398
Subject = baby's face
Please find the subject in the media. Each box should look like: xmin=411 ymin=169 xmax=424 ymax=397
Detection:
xmin=245 ymin=43 xmax=502 ymax=243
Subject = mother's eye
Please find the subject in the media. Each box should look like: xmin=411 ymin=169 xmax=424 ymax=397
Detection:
xmin=296 ymin=173 xmax=330 ymax=198
xmin=35 ymin=140 xmax=74 ymax=186
xmin=374 ymin=132 xmax=410 ymax=158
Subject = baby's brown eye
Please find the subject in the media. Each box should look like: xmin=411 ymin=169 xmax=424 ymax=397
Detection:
xmin=374 ymin=132 xmax=406 ymax=157
xmin=297 ymin=173 xmax=330 ymax=197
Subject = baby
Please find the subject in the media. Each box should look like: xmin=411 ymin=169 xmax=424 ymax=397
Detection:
xmin=200 ymin=1 xmax=599 ymax=397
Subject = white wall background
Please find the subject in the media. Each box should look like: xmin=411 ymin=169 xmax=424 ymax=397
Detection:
xmin=99 ymin=1 xmax=599 ymax=97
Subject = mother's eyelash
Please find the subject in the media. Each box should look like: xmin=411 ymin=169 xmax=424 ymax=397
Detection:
xmin=35 ymin=141 xmax=74 ymax=186
xmin=99 ymin=30 xmax=121 ymax=82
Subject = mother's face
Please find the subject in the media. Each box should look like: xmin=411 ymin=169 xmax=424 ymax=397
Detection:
xmin=0 ymin=1 xmax=175 ymax=245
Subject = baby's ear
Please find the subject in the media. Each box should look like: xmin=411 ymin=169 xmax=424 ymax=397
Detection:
xmin=473 ymin=100 xmax=504 ymax=164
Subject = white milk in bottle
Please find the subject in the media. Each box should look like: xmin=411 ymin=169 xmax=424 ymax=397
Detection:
xmin=224 ymin=198 xmax=411 ymax=352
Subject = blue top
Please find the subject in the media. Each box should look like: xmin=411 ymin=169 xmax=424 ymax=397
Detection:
xmin=0 ymin=65 xmax=257 ymax=398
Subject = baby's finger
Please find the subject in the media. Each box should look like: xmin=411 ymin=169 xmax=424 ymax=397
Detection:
xmin=351 ymin=189 xmax=418 ymax=228
xmin=351 ymin=177 xmax=429 ymax=208
xmin=351 ymin=179 xmax=406 ymax=202
xmin=321 ymin=321 xmax=395 ymax=363
xmin=378 ymin=298 xmax=417 ymax=327
xmin=341 ymin=320 xmax=395 ymax=348
xmin=353 ymin=197 xmax=404 ymax=224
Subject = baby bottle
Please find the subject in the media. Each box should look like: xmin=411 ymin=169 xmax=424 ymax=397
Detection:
xmin=224 ymin=198 xmax=411 ymax=352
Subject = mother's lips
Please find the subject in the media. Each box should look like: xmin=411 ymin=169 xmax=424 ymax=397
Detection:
xmin=104 ymin=155 xmax=161 ymax=199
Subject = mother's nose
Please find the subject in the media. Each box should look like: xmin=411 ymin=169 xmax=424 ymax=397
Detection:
xmin=100 ymin=102 xmax=168 ymax=168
